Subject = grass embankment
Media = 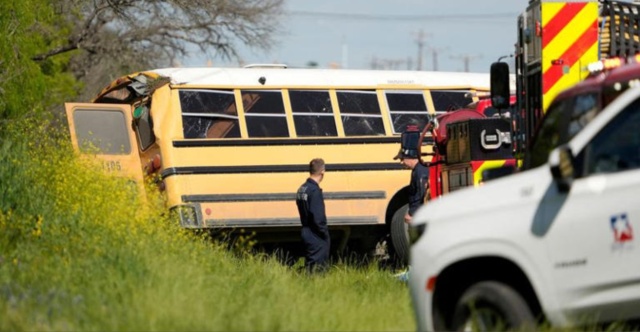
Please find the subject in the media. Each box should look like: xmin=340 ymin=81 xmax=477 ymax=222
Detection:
xmin=0 ymin=120 xmax=414 ymax=331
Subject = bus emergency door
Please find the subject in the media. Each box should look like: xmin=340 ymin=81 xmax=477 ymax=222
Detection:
xmin=64 ymin=103 xmax=144 ymax=184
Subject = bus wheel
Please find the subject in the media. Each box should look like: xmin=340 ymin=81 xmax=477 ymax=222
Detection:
xmin=451 ymin=281 xmax=535 ymax=331
xmin=390 ymin=204 xmax=410 ymax=265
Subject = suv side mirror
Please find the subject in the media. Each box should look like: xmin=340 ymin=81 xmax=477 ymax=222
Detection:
xmin=549 ymin=145 xmax=575 ymax=192
xmin=490 ymin=62 xmax=510 ymax=110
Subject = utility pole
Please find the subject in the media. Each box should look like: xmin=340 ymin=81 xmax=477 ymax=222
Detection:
xmin=450 ymin=54 xmax=483 ymax=72
xmin=414 ymin=29 xmax=431 ymax=71
xmin=370 ymin=57 xmax=380 ymax=70
xmin=429 ymin=46 xmax=449 ymax=71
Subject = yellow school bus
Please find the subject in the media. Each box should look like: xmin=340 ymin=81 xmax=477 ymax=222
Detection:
xmin=65 ymin=65 xmax=490 ymax=258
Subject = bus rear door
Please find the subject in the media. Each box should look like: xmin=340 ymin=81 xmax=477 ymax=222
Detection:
xmin=65 ymin=103 xmax=144 ymax=183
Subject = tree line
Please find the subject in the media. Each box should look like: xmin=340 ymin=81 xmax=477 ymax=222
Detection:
xmin=0 ymin=0 xmax=284 ymax=125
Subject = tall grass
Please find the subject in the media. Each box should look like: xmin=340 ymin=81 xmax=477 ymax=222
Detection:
xmin=0 ymin=118 xmax=414 ymax=331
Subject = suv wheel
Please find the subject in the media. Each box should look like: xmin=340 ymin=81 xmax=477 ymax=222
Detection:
xmin=451 ymin=281 xmax=535 ymax=331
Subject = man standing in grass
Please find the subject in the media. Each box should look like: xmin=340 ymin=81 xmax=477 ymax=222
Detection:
xmin=296 ymin=158 xmax=330 ymax=273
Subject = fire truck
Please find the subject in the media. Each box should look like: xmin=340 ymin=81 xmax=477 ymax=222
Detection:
xmin=420 ymin=99 xmax=516 ymax=199
xmin=393 ymin=0 xmax=640 ymax=262
xmin=508 ymin=0 xmax=640 ymax=164
xmin=451 ymin=0 xmax=640 ymax=174
xmin=392 ymin=97 xmax=516 ymax=263
xmin=398 ymin=89 xmax=518 ymax=195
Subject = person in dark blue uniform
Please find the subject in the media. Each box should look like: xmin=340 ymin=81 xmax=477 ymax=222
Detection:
xmin=394 ymin=147 xmax=430 ymax=224
xmin=392 ymin=147 xmax=429 ymax=282
xmin=296 ymin=158 xmax=330 ymax=273
xmin=391 ymin=126 xmax=430 ymax=282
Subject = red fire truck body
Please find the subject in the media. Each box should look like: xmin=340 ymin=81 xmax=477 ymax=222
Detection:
xmin=421 ymin=102 xmax=517 ymax=201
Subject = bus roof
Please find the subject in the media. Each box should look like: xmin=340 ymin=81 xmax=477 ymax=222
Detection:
xmin=150 ymin=67 xmax=491 ymax=89
xmin=93 ymin=66 xmax=492 ymax=103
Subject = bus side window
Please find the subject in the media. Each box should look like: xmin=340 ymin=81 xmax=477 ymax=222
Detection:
xmin=337 ymin=90 xmax=385 ymax=136
xmin=241 ymin=90 xmax=289 ymax=138
xmin=179 ymin=89 xmax=240 ymax=139
xmin=431 ymin=90 xmax=473 ymax=115
xmin=385 ymin=91 xmax=429 ymax=134
xmin=290 ymin=90 xmax=337 ymax=137
xmin=133 ymin=102 xmax=155 ymax=151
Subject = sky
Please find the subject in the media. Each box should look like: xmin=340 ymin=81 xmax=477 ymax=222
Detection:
xmin=183 ymin=0 xmax=526 ymax=73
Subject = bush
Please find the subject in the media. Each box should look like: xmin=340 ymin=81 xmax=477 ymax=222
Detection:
xmin=0 ymin=119 xmax=415 ymax=331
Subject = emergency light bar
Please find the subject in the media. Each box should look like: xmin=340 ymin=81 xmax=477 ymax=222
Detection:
xmin=587 ymin=54 xmax=640 ymax=74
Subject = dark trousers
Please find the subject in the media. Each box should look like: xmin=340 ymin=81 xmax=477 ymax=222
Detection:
xmin=301 ymin=227 xmax=330 ymax=273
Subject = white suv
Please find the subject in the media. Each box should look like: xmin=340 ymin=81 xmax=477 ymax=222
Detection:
xmin=409 ymin=87 xmax=640 ymax=331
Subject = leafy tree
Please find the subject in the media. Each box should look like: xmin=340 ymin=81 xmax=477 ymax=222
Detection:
xmin=34 ymin=0 xmax=284 ymax=63
xmin=33 ymin=0 xmax=285 ymax=101
xmin=0 ymin=0 xmax=285 ymax=118
xmin=0 ymin=0 xmax=80 ymax=122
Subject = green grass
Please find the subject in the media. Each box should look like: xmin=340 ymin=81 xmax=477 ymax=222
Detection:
xmin=0 ymin=119 xmax=415 ymax=331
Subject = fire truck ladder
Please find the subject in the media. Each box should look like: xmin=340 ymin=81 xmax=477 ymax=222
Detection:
xmin=600 ymin=0 xmax=640 ymax=57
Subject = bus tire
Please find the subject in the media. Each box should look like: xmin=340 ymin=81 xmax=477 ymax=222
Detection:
xmin=451 ymin=281 xmax=535 ymax=331
xmin=390 ymin=204 xmax=410 ymax=265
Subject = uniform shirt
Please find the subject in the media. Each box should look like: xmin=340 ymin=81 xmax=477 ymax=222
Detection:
xmin=408 ymin=162 xmax=430 ymax=216
xmin=296 ymin=178 xmax=329 ymax=238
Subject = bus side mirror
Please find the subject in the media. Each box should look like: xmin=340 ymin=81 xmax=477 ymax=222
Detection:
xmin=490 ymin=62 xmax=510 ymax=110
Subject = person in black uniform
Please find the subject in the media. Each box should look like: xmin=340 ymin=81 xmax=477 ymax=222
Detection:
xmin=394 ymin=147 xmax=430 ymax=224
xmin=296 ymin=158 xmax=330 ymax=273
xmin=391 ymin=126 xmax=430 ymax=282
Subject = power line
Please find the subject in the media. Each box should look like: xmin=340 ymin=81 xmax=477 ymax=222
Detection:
xmin=288 ymin=11 xmax=517 ymax=21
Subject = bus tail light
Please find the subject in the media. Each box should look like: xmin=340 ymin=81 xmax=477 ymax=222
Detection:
xmin=152 ymin=154 xmax=161 ymax=170
xmin=145 ymin=154 xmax=162 ymax=175
xmin=145 ymin=154 xmax=165 ymax=191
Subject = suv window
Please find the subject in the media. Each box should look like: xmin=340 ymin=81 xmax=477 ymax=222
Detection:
xmin=568 ymin=93 xmax=598 ymax=138
xmin=577 ymin=97 xmax=640 ymax=176
xmin=528 ymin=92 xmax=599 ymax=169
